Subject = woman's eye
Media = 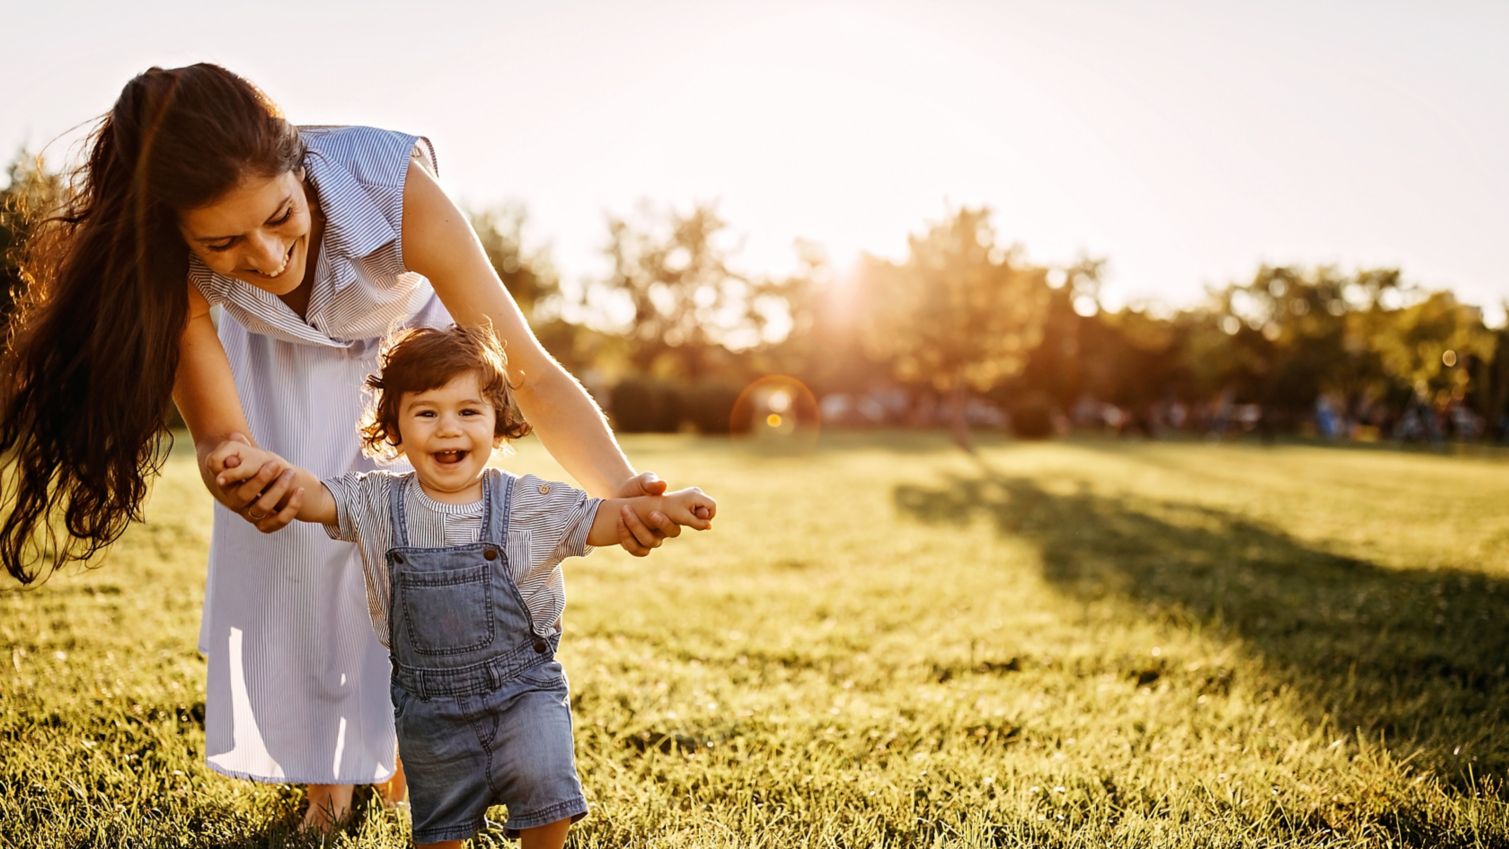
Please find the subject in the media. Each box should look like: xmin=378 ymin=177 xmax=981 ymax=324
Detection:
xmin=207 ymin=241 xmax=234 ymax=253
xmin=271 ymin=208 xmax=294 ymax=226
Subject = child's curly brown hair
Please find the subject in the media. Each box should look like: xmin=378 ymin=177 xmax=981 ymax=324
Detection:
xmin=359 ymin=323 xmax=532 ymax=461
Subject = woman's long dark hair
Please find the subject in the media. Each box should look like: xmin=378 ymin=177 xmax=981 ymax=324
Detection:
xmin=0 ymin=64 xmax=304 ymax=583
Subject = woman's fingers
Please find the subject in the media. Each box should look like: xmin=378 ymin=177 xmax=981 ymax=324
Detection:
xmin=254 ymin=486 xmax=303 ymax=533
xmin=617 ymin=505 xmax=669 ymax=556
xmin=244 ymin=469 xmax=296 ymax=522
xmin=229 ymin=460 xmax=287 ymax=508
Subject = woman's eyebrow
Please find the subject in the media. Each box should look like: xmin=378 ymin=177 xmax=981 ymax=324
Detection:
xmin=194 ymin=195 xmax=294 ymax=242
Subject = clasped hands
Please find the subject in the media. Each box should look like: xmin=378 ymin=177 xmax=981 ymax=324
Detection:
xmin=202 ymin=433 xmax=709 ymax=556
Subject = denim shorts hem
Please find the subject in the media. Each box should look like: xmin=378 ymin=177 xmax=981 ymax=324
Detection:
xmin=504 ymin=796 xmax=588 ymax=838
xmin=411 ymin=817 xmax=488 ymax=844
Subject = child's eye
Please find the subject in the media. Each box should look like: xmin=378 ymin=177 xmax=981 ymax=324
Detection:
xmin=416 ymin=410 xmax=437 ymax=418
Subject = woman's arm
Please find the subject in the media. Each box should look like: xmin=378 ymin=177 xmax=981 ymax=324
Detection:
xmin=172 ymin=286 xmax=304 ymax=531
xmin=400 ymin=160 xmax=686 ymax=553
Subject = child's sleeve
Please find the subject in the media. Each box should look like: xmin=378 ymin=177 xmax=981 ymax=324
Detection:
xmin=320 ymin=471 xmax=389 ymax=543
xmin=510 ymin=474 xmax=603 ymax=567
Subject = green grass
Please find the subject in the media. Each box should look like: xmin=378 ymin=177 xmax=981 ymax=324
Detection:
xmin=3 ymin=432 xmax=1508 ymax=848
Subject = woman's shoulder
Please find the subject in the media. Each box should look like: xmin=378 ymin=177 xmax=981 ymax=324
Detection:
xmin=300 ymin=126 xmax=437 ymax=188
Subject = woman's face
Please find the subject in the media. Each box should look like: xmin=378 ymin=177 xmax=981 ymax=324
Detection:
xmin=177 ymin=169 xmax=315 ymax=295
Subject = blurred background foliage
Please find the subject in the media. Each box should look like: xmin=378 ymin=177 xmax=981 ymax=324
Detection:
xmin=4 ymin=148 xmax=1505 ymax=448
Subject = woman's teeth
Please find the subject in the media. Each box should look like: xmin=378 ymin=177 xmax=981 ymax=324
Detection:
xmin=252 ymin=243 xmax=295 ymax=278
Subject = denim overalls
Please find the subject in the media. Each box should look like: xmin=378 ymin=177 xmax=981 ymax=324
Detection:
xmin=385 ymin=469 xmax=587 ymax=843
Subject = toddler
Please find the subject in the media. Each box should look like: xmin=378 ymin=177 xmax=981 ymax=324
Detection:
xmin=209 ymin=324 xmax=716 ymax=848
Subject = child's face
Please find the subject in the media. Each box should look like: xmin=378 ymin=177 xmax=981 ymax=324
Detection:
xmin=395 ymin=370 xmax=498 ymax=503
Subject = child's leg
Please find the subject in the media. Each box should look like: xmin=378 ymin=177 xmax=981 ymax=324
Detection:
xmin=301 ymin=783 xmax=354 ymax=831
xmin=376 ymin=751 xmax=409 ymax=807
xmin=519 ymin=817 xmax=571 ymax=849
xmin=415 ymin=841 xmax=463 ymax=849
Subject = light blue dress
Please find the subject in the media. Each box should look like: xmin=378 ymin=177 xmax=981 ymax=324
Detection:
xmin=189 ymin=126 xmax=452 ymax=783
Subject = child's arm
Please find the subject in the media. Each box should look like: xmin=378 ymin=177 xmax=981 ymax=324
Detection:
xmin=586 ymin=487 xmax=716 ymax=547
xmin=206 ymin=440 xmax=338 ymax=526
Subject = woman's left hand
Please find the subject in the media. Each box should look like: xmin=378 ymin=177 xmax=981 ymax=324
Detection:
xmin=614 ymin=472 xmax=705 ymax=557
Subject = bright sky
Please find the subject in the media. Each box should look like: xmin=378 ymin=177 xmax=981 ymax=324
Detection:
xmin=4 ymin=0 xmax=1506 ymax=323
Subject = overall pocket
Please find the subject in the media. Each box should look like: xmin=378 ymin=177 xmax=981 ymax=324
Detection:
xmin=397 ymin=562 xmax=495 ymax=655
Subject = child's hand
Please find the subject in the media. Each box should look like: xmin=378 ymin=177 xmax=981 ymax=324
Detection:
xmin=207 ymin=438 xmax=280 ymax=483
xmin=657 ymin=487 xmax=717 ymax=531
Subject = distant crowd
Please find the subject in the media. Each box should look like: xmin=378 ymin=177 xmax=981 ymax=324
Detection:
xmin=815 ymin=388 xmax=1509 ymax=445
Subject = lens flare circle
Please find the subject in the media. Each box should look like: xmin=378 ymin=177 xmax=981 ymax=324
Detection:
xmin=732 ymin=375 xmax=820 ymax=445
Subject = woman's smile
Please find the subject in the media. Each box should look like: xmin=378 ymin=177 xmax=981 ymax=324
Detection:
xmin=248 ymin=240 xmax=296 ymax=279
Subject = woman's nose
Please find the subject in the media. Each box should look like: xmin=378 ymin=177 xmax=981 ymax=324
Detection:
xmin=245 ymin=231 xmax=285 ymax=274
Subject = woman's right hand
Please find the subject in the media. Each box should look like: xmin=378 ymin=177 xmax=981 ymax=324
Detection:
xmin=204 ymin=433 xmax=304 ymax=533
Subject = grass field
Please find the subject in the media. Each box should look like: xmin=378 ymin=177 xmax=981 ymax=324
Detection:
xmin=2 ymin=432 xmax=1507 ymax=848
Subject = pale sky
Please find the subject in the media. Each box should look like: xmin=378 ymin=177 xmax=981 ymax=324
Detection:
xmin=3 ymin=0 xmax=1506 ymax=323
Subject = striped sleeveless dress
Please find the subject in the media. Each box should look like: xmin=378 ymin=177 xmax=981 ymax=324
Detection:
xmin=189 ymin=126 xmax=452 ymax=783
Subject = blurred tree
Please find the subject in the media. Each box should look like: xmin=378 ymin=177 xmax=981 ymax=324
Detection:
xmin=756 ymin=241 xmax=890 ymax=398
xmin=589 ymin=201 xmax=757 ymax=381
xmin=468 ymin=204 xmax=609 ymax=378
xmin=0 ymin=150 xmax=65 ymax=329
xmin=469 ymin=204 xmax=561 ymax=323
xmin=1189 ymin=266 xmax=1401 ymax=422
xmin=1367 ymin=290 xmax=1495 ymax=401
xmin=861 ymin=207 xmax=1050 ymax=450
xmin=1473 ymin=320 xmax=1509 ymax=435
xmin=1017 ymin=257 xmax=1103 ymax=410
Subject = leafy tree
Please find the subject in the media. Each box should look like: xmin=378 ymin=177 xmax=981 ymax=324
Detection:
xmin=860 ymin=207 xmax=1050 ymax=449
xmin=0 ymin=150 xmax=65 ymax=327
xmin=1016 ymin=258 xmax=1104 ymax=410
xmin=754 ymin=241 xmax=889 ymax=398
xmin=466 ymin=204 xmax=603 ymax=376
xmin=469 ymin=204 xmax=562 ymax=323
xmin=589 ymin=201 xmax=758 ymax=381
xmin=1367 ymin=290 xmax=1495 ymax=400
xmin=1473 ymin=323 xmax=1509 ymax=434
xmin=1186 ymin=266 xmax=1406 ymax=420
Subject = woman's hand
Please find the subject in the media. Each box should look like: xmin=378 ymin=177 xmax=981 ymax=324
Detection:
xmin=613 ymin=472 xmax=713 ymax=556
xmin=204 ymin=433 xmax=304 ymax=533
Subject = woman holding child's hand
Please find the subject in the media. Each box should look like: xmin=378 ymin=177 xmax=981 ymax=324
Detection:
xmin=0 ymin=63 xmax=702 ymax=831
xmin=214 ymin=433 xmax=690 ymax=550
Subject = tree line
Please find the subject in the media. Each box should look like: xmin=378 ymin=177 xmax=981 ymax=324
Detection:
xmin=4 ymin=151 xmax=1504 ymax=446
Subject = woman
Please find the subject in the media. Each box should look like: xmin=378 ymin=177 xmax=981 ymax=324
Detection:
xmin=0 ymin=63 xmax=688 ymax=829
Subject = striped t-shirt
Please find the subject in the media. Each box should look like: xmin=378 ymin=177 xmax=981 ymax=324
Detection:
xmin=322 ymin=469 xmax=602 ymax=649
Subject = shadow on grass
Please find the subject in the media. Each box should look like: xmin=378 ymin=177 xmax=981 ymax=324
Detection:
xmin=894 ymin=463 xmax=1509 ymax=786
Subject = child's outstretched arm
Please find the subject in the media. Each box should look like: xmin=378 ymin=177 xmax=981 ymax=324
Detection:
xmin=206 ymin=440 xmax=338 ymax=527
xmin=588 ymin=488 xmax=716 ymax=547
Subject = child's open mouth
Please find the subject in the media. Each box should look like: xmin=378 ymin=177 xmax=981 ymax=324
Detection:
xmin=432 ymin=449 xmax=468 ymax=466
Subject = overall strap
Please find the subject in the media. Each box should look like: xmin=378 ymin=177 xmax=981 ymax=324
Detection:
xmin=483 ymin=469 xmax=513 ymax=546
xmin=386 ymin=473 xmax=412 ymax=548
